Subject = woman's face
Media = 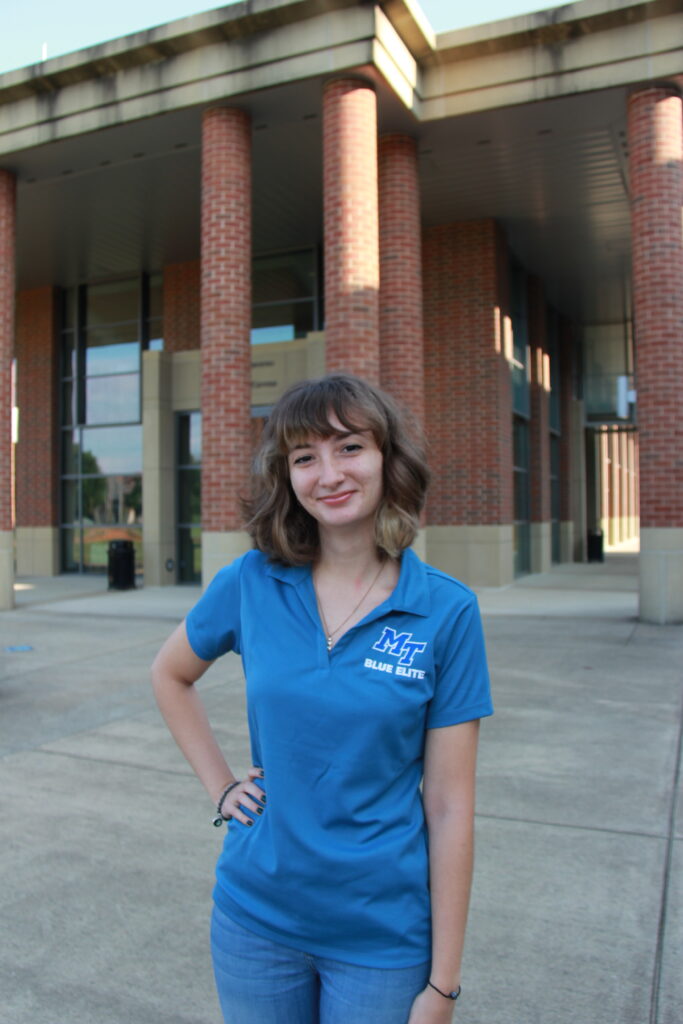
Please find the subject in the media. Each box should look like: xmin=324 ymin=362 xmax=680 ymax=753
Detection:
xmin=286 ymin=413 xmax=384 ymax=536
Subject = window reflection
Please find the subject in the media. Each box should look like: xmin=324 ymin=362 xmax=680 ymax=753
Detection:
xmin=83 ymin=526 xmax=142 ymax=572
xmin=81 ymin=426 xmax=142 ymax=475
xmin=178 ymin=412 xmax=202 ymax=465
xmin=178 ymin=470 xmax=200 ymax=524
xmin=86 ymin=374 xmax=140 ymax=424
xmin=82 ymin=475 xmax=142 ymax=524
xmin=252 ymin=251 xmax=316 ymax=304
xmin=87 ymin=280 xmax=140 ymax=326
xmin=85 ymin=325 xmax=139 ymax=376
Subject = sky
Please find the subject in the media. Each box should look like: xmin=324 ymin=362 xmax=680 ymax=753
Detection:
xmin=0 ymin=0 xmax=570 ymax=75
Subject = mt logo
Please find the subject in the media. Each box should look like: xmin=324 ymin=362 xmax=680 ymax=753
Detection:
xmin=371 ymin=627 xmax=427 ymax=666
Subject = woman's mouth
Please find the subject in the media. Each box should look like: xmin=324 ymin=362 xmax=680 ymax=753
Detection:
xmin=318 ymin=491 xmax=355 ymax=506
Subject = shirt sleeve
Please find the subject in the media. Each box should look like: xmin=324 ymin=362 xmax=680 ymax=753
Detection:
xmin=427 ymin=592 xmax=493 ymax=728
xmin=184 ymin=554 xmax=246 ymax=661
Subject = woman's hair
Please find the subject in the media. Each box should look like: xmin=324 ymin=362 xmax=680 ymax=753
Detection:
xmin=244 ymin=373 xmax=429 ymax=565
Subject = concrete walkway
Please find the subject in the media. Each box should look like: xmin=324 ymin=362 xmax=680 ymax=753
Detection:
xmin=1 ymin=554 xmax=681 ymax=1024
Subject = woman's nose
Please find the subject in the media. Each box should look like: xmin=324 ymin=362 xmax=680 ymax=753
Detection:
xmin=318 ymin=454 xmax=344 ymax=487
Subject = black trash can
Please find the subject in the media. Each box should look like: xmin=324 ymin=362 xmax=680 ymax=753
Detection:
xmin=587 ymin=529 xmax=604 ymax=563
xmin=108 ymin=539 xmax=136 ymax=590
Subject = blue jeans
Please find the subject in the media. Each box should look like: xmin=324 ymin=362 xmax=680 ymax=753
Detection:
xmin=210 ymin=904 xmax=431 ymax=1024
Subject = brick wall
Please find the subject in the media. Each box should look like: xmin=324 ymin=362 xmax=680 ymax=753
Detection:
xmin=527 ymin=276 xmax=550 ymax=523
xmin=0 ymin=170 xmax=15 ymax=533
xmin=15 ymin=288 xmax=58 ymax=527
xmin=628 ymin=86 xmax=683 ymax=528
xmin=423 ymin=220 xmax=513 ymax=526
xmin=200 ymin=107 xmax=252 ymax=532
xmin=164 ymin=261 xmax=200 ymax=352
xmin=323 ymin=79 xmax=380 ymax=380
xmin=379 ymin=134 xmax=424 ymax=426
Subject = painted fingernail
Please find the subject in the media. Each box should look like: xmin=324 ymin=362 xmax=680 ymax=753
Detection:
xmin=261 ymin=794 xmax=267 ymax=803
xmin=256 ymin=807 xmax=263 ymax=815
xmin=246 ymin=819 xmax=253 ymax=826
xmin=259 ymin=770 xmax=265 ymax=778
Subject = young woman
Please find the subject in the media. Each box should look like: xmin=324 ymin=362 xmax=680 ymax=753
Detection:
xmin=151 ymin=373 xmax=493 ymax=1024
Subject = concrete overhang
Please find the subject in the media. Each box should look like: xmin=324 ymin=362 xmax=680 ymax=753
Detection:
xmin=0 ymin=0 xmax=420 ymax=158
xmin=423 ymin=0 xmax=683 ymax=118
xmin=1 ymin=0 xmax=682 ymax=325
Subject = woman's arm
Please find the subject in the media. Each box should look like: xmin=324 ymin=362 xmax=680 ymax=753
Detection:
xmin=150 ymin=622 xmax=263 ymax=823
xmin=408 ymin=719 xmax=481 ymax=1024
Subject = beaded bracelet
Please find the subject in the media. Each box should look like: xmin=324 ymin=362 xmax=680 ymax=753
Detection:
xmin=212 ymin=780 xmax=241 ymax=827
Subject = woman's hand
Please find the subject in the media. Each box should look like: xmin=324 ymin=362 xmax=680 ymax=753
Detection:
xmin=220 ymin=766 xmax=266 ymax=825
xmin=407 ymin=986 xmax=458 ymax=1024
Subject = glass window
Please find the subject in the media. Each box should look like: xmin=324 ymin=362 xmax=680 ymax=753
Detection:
xmin=510 ymin=264 xmax=530 ymax=418
xmin=82 ymin=526 xmax=142 ymax=572
xmin=60 ymin=275 xmax=156 ymax=573
xmin=177 ymin=412 xmax=202 ymax=583
xmin=81 ymin=426 xmax=142 ymax=475
xmin=87 ymin=280 xmax=140 ymax=326
xmin=61 ymin=381 xmax=78 ymax=426
xmin=178 ymin=411 xmax=202 ymax=466
xmin=85 ymin=324 xmax=139 ymax=376
xmin=252 ymin=250 xmax=316 ymax=304
xmin=85 ymin=374 xmax=140 ymax=425
xmin=252 ymin=302 xmax=314 ymax=343
xmin=61 ymin=481 xmax=79 ymax=524
xmin=513 ymin=417 xmax=530 ymax=576
xmin=178 ymin=469 xmax=201 ymax=524
xmin=61 ymin=333 xmax=77 ymax=378
xmin=82 ymin=475 xmax=142 ymax=524
xmin=148 ymin=319 xmax=164 ymax=351
xmin=62 ymin=430 xmax=79 ymax=474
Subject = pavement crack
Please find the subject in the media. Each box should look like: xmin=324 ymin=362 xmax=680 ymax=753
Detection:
xmin=475 ymin=810 xmax=668 ymax=842
xmin=37 ymin=746 xmax=196 ymax=778
xmin=649 ymin=676 xmax=683 ymax=1024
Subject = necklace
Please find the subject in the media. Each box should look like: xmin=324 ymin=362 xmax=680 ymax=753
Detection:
xmin=314 ymin=562 xmax=385 ymax=651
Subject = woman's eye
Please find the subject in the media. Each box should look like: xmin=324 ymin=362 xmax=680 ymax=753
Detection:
xmin=342 ymin=443 xmax=362 ymax=454
xmin=292 ymin=453 xmax=313 ymax=465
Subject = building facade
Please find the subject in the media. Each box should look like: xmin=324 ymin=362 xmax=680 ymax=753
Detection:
xmin=0 ymin=0 xmax=681 ymax=621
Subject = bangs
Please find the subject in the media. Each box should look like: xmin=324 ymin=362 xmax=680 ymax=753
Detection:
xmin=273 ymin=377 xmax=388 ymax=453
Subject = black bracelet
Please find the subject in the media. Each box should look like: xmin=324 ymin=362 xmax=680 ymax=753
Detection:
xmin=428 ymin=981 xmax=461 ymax=1002
xmin=212 ymin=780 xmax=241 ymax=827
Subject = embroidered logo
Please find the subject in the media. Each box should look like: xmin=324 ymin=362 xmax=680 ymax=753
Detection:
xmin=364 ymin=627 xmax=428 ymax=679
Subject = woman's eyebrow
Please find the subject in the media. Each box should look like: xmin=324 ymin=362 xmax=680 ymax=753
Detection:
xmin=289 ymin=429 xmax=364 ymax=452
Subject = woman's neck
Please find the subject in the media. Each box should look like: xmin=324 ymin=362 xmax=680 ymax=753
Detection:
xmin=315 ymin=525 xmax=381 ymax=580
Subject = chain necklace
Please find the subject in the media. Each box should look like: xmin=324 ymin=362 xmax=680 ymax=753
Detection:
xmin=314 ymin=562 xmax=385 ymax=652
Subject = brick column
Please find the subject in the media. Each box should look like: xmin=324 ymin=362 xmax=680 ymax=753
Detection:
xmin=323 ymin=79 xmax=379 ymax=380
xmin=200 ymin=107 xmax=252 ymax=585
xmin=15 ymin=287 xmax=59 ymax=575
xmin=0 ymin=170 xmax=15 ymax=608
xmin=423 ymin=220 xmax=513 ymax=586
xmin=628 ymin=85 xmax=683 ymax=622
xmin=527 ymin=277 xmax=551 ymax=572
xmin=378 ymin=134 xmax=424 ymax=425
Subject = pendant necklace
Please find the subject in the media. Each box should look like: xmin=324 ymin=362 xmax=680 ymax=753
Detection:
xmin=314 ymin=562 xmax=385 ymax=652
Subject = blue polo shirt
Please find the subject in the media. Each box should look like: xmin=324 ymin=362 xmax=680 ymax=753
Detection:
xmin=186 ymin=547 xmax=492 ymax=968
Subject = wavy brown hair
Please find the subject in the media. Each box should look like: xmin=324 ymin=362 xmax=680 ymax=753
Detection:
xmin=244 ymin=373 xmax=429 ymax=565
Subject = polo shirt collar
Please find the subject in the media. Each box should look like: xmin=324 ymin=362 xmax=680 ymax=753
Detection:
xmin=264 ymin=547 xmax=431 ymax=617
